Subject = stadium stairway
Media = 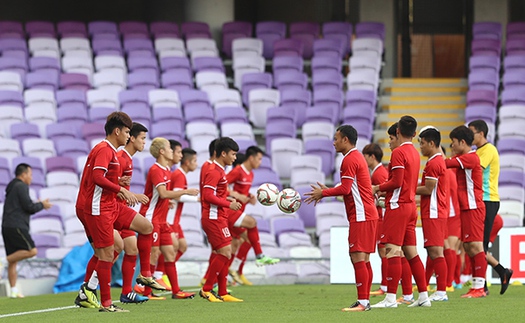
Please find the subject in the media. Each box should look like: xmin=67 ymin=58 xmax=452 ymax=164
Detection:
xmin=375 ymin=78 xmax=467 ymax=164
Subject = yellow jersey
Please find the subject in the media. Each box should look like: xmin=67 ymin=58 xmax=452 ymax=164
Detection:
xmin=475 ymin=143 xmax=499 ymax=202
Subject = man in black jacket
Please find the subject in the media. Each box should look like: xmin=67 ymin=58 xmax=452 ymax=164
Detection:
xmin=2 ymin=163 xmax=52 ymax=298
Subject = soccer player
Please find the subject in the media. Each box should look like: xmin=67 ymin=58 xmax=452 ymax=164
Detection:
xmin=305 ymin=125 xmax=378 ymax=312
xmin=199 ymin=137 xmax=243 ymax=303
xmin=371 ymin=116 xmax=430 ymax=308
xmin=362 ymin=143 xmax=388 ymax=296
xmin=116 ymin=122 xmax=150 ymax=304
xmin=468 ymin=120 xmax=513 ymax=294
xmin=416 ymin=127 xmax=449 ymax=302
xmin=139 ymin=138 xmax=199 ymax=300
xmin=227 ymin=146 xmax=280 ymax=286
xmin=76 ymin=112 xmax=155 ymax=312
xmin=445 ymin=125 xmax=488 ymax=298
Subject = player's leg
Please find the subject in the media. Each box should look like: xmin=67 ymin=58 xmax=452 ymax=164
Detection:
xmin=239 ymin=214 xmax=279 ymax=266
xmin=461 ymin=209 xmax=488 ymax=298
xmin=426 ymin=245 xmax=447 ymax=301
xmin=444 ymin=236 xmax=458 ymax=291
xmin=228 ymin=236 xmax=244 ymax=284
xmin=343 ymin=251 xmax=370 ymax=312
xmin=5 ymin=230 xmax=37 ymax=298
xmin=119 ymin=232 xmax=148 ymax=304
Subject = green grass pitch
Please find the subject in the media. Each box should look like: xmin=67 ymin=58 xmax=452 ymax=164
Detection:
xmin=1 ymin=284 xmax=524 ymax=322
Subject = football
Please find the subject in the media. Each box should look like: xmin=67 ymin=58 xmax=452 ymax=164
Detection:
xmin=256 ymin=183 xmax=280 ymax=206
xmin=276 ymin=188 xmax=302 ymax=213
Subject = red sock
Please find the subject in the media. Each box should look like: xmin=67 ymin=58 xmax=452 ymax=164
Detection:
xmin=238 ymin=259 xmax=246 ymax=275
xmin=401 ymin=257 xmax=413 ymax=295
xmin=444 ymin=249 xmax=456 ymax=287
xmin=137 ymin=233 xmax=152 ymax=277
xmin=175 ymin=250 xmax=183 ymax=262
xmin=218 ymin=256 xmax=230 ymax=296
xmin=433 ymin=257 xmax=447 ymax=292
xmin=470 ymin=254 xmax=476 ymax=277
xmin=425 ymin=257 xmax=435 ymax=285
xmin=84 ymin=255 xmax=98 ymax=283
xmin=236 ymin=242 xmax=251 ymax=275
xmin=386 ymin=256 xmax=401 ymax=294
xmin=473 ymin=252 xmax=488 ymax=280
xmin=354 ymin=261 xmax=369 ymax=300
xmin=165 ymin=261 xmax=180 ymax=294
xmin=463 ymin=254 xmax=472 ymax=275
xmin=121 ymin=254 xmax=137 ymax=294
xmin=408 ymin=255 xmax=428 ymax=293
xmin=365 ymin=261 xmax=373 ymax=296
xmin=380 ymin=256 xmax=388 ymax=287
xmin=143 ymin=264 xmax=156 ymax=296
xmin=156 ymin=254 xmax=165 ymax=274
xmin=247 ymin=227 xmax=263 ymax=255
xmin=203 ymin=254 xmax=228 ymax=292
xmin=454 ymin=254 xmax=461 ymax=284
xmin=96 ymin=260 xmax=113 ymax=307
xmin=203 ymin=253 xmax=216 ymax=281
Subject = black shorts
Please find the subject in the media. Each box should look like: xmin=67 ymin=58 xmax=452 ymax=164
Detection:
xmin=2 ymin=227 xmax=35 ymax=256
xmin=483 ymin=201 xmax=500 ymax=252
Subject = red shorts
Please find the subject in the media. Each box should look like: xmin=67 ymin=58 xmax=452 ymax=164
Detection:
xmin=447 ymin=214 xmax=461 ymax=238
xmin=120 ymin=229 xmax=136 ymax=239
xmin=421 ymin=218 xmax=447 ymax=247
xmin=76 ymin=207 xmax=92 ymax=242
xmin=227 ymin=210 xmax=247 ymax=239
xmin=349 ymin=220 xmax=378 ymax=253
xmin=152 ymin=223 xmax=174 ymax=247
xmin=460 ymin=207 xmax=485 ymax=243
xmin=202 ymin=217 xmax=232 ymax=250
xmin=381 ymin=203 xmax=417 ymax=246
xmin=85 ymin=203 xmax=136 ymax=248
xmin=171 ymin=222 xmax=185 ymax=240
xmin=376 ymin=218 xmax=385 ymax=249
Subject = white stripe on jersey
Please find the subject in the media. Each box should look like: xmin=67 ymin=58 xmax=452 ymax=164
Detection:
xmin=92 ymin=185 xmax=102 ymax=215
xmin=351 ymin=177 xmax=366 ymax=222
xmin=449 ymin=197 xmax=456 ymax=217
xmin=430 ymin=179 xmax=438 ymax=219
xmin=209 ymin=205 xmax=218 ymax=220
xmin=145 ymin=187 xmax=160 ymax=222
xmin=390 ymin=187 xmax=401 ymax=209
xmin=465 ymin=169 xmax=477 ymax=209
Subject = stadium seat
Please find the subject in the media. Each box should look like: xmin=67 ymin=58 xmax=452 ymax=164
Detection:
xmin=270 ymin=138 xmax=302 ymax=177
xmin=256 ymin=21 xmax=286 ymax=59
xmin=248 ymin=88 xmax=281 ymax=128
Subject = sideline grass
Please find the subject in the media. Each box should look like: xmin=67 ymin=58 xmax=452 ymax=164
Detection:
xmin=0 ymin=284 xmax=524 ymax=322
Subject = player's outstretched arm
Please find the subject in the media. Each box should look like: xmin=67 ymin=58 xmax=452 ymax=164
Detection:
xmin=416 ymin=178 xmax=437 ymax=196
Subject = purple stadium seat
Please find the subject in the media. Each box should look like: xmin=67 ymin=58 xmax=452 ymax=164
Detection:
xmin=81 ymin=123 xmax=105 ymax=142
xmin=504 ymin=55 xmax=525 ymax=72
xmin=0 ymin=38 xmax=27 ymax=57
xmin=152 ymin=107 xmax=183 ymax=130
xmin=267 ymin=106 xmax=297 ymax=125
xmin=313 ymin=88 xmax=344 ymax=121
xmin=235 ymin=139 xmax=258 ymax=154
xmin=60 ymin=73 xmax=90 ymax=91
xmin=215 ymin=107 xmax=248 ymax=125
xmin=304 ymin=105 xmax=338 ymax=125
xmin=119 ymin=21 xmax=149 ymax=38
xmin=29 ymin=57 xmax=60 ymax=76
xmin=507 ymin=22 xmax=525 ymax=40
xmin=161 ymin=71 xmax=193 ymax=91
xmin=0 ymin=56 xmax=28 ymax=80
xmin=469 ymin=55 xmax=500 ymax=73
xmin=123 ymin=38 xmax=155 ymax=56
xmin=468 ymin=71 xmax=499 ymax=91
xmin=92 ymin=38 xmax=123 ymax=56
xmin=471 ymin=39 xmax=501 ymax=56
xmin=222 ymin=21 xmax=253 ymax=58
xmin=12 ymin=156 xmax=43 ymax=178
xmin=256 ymin=21 xmax=286 ymax=59
xmin=181 ymin=21 xmax=211 ymax=39
xmin=312 ymin=70 xmax=343 ymax=91
xmin=280 ymin=89 xmax=311 ymax=127
xmin=192 ymin=56 xmax=225 ymax=73
xmin=127 ymin=56 xmax=158 ymax=75
xmin=241 ymin=72 xmax=272 ymax=105
xmin=499 ymin=170 xmax=525 ymax=187
xmin=290 ymin=22 xmax=319 ymax=58
xmin=473 ymin=22 xmax=502 ymax=40
xmin=351 ymin=119 xmax=374 ymax=140
xmin=252 ymin=168 xmax=282 ymax=190
xmin=273 ymin=218 xmax=306 ymax=237
xmin=294 ymin=186 xmax=317 ymax=227
xmin=265 ymin=119 xmax=297 ymax=153
xmin=46 ymin=156 xmax=77 ymax=173
xmin=311 ymin=55 xmax=342 ymax=74
xmin=56 ymin=89 xmax=87 ymax=107
xmin=343 ymin=105 xmax=375 ymax=124
xmin=159 ymin=56 xmax=192 ymax=78
xmin=55 ymin=138 xmax=90 ymax=159
xmin=184 ymin=105 xmax=215 ymax=124
xmin=89 ymin=107 xmax=115 ymax=124
xmin=57 ymin=105 xmax=88 ymax=134
xmin=501 ymin=88 xmax=525 ymax=105
xmin=465 ymin=105 xmax=497 ymax=123
xmin=273 ymin=56 xmax=303 ymax=78
xmin=274 ymin=70 xmax=308 ymax=91
xmin=25 ymin=21 xmax=55 ymax=38
xmin=503 ymin=70 xmax=525 ymax=89
xmin=0 ymin=90 xmax=23 ymax=107
xmin=46 ymin=123 xmax=78 ymax=141
xmin=128 ymin=70 xmax=159 ymax=91
xmin=150 ymin=21 xmax=179 ymax=38
xmin=57 ymin=21 xmax=87 ymax=38
xmin=26 ymin=70 xmax=60 ymax=91
xmin=32 ymin=234 xmax=61 ymax=258
xmin=507 ymin=39 xmax=525 ymax=56
xmin=273 ymin=38 xmax=304 ymax=57
xmin=121 ymin=106 xmax=152 ymax=129
xmin=322 ymin=21 xmax=352 ymax=55
xmin=466 ymin=89 xmax=497 ymax=106
xmin=150 ymin=121 xmax=183 ymax=141
xmin=355 ymin=21 xmax=385 ymax=40
xmin=346 ymin=89 xmax=376 ymax=108
xmin=0 ymin=21 xmax=24 ymax=39
xmin=119 ymin=90 xmax=149 ymax=110
xmin=88 ymin=21 xmax=118 ymax=36
xmin=179 ymin=90 xmax=210 ymax=110
xmin=10 ymin=123 xmax=40 ymax=143
xmin=497 ymin=138 xmax=525 ymax=155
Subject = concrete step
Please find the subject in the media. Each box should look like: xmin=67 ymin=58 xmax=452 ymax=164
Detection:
xmin=383 ymin=87 xmax=468 ymax=96
xmin=380 ymin=96 xmax=466 ymax=106
xmin=381 ymin=104 xmax=465 ymax=113
xmin=376 ymin=112 xmax=464 ymax=124
xmin=382 ymin=78 xmax=468 ymax=87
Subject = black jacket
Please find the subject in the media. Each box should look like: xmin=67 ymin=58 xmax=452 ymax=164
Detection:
xmin=2 ymin=178 xmax=43 ymax=230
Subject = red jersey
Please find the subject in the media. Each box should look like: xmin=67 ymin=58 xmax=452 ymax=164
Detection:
xmin=116 ymin=149 xmax=133 ymax=190
xmin=447 ymin=169 xmax=460 ymax=217
xmin=379 ymin=142 xmax=420 ymax=208
xmin=371 ymin=163 xmax=388 ymax=218
xmin=445 ymin=151 xmax=484 ymax=210
xmin=420 ymin=153 xmax=449 ymax=219
xmin=77 ymin=140 xmax=122 ymax=215
xmin=201 ymin=161 xmax=230 ymax=220
xmin=322 ymin=148 xmax=378 ymax=223
xmin=167 ymin=167 xmax=187 ymax=225
xmin=200 ymin=159 xmax=213 ymax=187
xmin=139 ymin=162 xmax=171 ymax=224
xmin=226 ymin=164 xmax=254 ymax=212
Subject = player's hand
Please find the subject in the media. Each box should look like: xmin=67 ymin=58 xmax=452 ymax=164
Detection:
xmin=120 ymin=188 xmax=138 ymax=206
xmin=303 ymin=183 xmax=324 ymax=206
xmin=371 ymin=185 xmax=380 ymax=195
xmin=185 ymin=188 xmax=199 ymax=196
xmin=119 ymin=176 xmax=131 ymax=187
xmin=229 ymin=200 xmax=242 ymax=210
xmin=249 ymin=194 xmax=257 ymax=205
xmin=41 ymin=199 xmax=53 ymax=209
xmin=117 ymin=192 xmax=125 ymax=200
xmin=236 ymin=193 xmax=250 ymax=204
xmin=135 ymin=193 xmax=149 ymax=204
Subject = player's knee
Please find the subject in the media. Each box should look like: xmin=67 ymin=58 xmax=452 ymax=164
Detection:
xmin=125 ymin=246 xmax=138 ymax=255
xmin=179 ymin=244 xmax=187 ymax=254
xmin=245 ymin=216 xmax=256 ymax=228
xmin=29 ymin=248 xmax=37 ymax=258
xmin=141 ymin=220 xmax=153 ymax=235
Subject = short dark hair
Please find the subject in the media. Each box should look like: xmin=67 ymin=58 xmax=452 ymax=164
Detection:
xmin=15 ymin=163 xmax=31 ymax=177
xmin=337 ymin=125 xmax=358 ymax=145
xmin=215 ymin=137 xmax=239 ymax=156
xmin=233 ymin=153 xmax=246 ymax=166
xmin=208 ymin=138 xmax=218 ymax=158
xmin=245 ymin=146 xmax=264 ymax=158
xmin=169 ymin=139 xmax=181 ymax=151
xmin=419 ymin=128 xmax=441 ymax=147
xmin=398 ymin=115 xmax=417 ymax=137
xmin=449 ymin=125 xmax=474 ymax=146
xmin=130 ymin=122 xmax=148 ymax=139
xmin=387 ymin=122 xmax=398 ymax=136
xmin=181 ymin=148 xmax=196 ymax=164
xmin=362 ymin=143 xmax=383 ymax=163
xmin=468 ymin=119 xmax=489 ymax=138
xmin=104 ymin=111 xmax=133 ymax=136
